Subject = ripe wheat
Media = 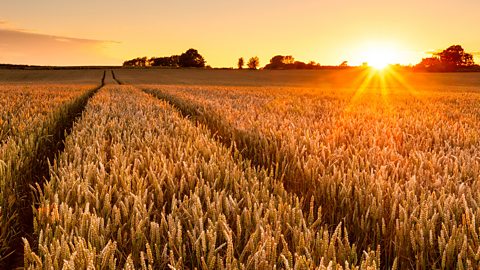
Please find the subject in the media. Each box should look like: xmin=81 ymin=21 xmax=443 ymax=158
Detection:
xmin=142 ymin=81 xmax=480 ymax=269
xmin=24 ymin=85 xmax=380 ymax=269
xmin=0 ymin=84 xmax=96 ymax=266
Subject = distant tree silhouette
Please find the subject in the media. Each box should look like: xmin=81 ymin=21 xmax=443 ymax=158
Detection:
xmin=123 ymin=57 xmax=149 ymax=67
xmin=264 ymin=55 xmax=322 ymax=69
xmin=339 ymin=61 xmax=349 ymax=67
xmin=435 ymin=45 xmax=474 ymax=68
xmin=150 ymin=55 xmax=180 ymax=67
xmin=416 ymin=57 xmax=442 ymax=70
xmin=247 ymin=57 xmax=260 ymax=70
xmin=294 ymin=61 xmax=307 ymax=69
xmin=238 ymin=57 xmax=244 ymax=69
xmin=278 ymin=55 xmax=294 ymax=64
xmin=124 ymin=49 xmax=206 ymax=68
xmin=264 ymin=55 xmax=295 ymax=69
xmin=179 ymin=49 xmax=206 ymax=68
xmin=415 ymin=45 xmax=476 ymax=71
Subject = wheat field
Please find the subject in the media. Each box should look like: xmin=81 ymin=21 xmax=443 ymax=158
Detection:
xmin=1 ymin=68 xmax=480 ymax=269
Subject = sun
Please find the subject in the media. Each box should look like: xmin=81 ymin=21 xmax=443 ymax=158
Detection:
xmin=369 ymin=60 xmax=389 ymax=70
xmin=360 ymin=43 xmax=401 ymax=70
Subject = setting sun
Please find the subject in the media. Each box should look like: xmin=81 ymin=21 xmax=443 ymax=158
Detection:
xmin=370 ymin=60 xmax=389 ymax=70
xmin=361 ymin=43 xmax=402 ymax=70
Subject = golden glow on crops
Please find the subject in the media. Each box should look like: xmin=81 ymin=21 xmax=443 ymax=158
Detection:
xmin=0 ymin=84 xmax=96 ymax=266
xmin=10 ymin=69 xmax=480 ymax=269
xmin=139 ymin=73 xmax=480 ymax=268
xmin=345 ymin=65 xmax=425 ymax=114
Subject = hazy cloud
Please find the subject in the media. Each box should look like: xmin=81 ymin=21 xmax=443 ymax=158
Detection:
xmin=0 ymin=18 xmax=26 ymax=31
xmin=0 ymin=25 xmax=121 ymax=65
xmin=0 ymin=19 xmax=14 ymax=28
xmin=425 ymin=49 xmax=480 ymax=56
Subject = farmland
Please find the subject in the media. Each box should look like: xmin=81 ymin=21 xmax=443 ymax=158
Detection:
xmin=1 ymin=68 xmax=480 ymax=269
xmin=0 ymin=70 xmax=103 ymax=268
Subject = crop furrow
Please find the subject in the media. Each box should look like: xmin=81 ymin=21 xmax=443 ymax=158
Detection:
xmin=1 ymin=71 xmax=105 ymax=268
xmin=111 ymin=70 xmax=123 ymax=85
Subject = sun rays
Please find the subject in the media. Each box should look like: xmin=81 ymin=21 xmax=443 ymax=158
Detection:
xmin=345 ymin=66 xmax=422 ymax=113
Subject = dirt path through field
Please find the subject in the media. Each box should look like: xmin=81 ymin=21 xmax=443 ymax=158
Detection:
xmin=8 ymin=71 xmax=107 ymax=270
xmin=111 ymin=69 xmax=122 ymax=85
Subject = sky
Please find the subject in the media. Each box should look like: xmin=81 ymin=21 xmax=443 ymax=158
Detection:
xmin=1 ymin=0 xmax=480 ymax=67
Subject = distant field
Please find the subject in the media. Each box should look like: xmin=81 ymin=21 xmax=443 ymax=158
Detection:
xmin=116 ymin=68 xmax=480 ymax=89
xmin=2 ymin=68 xmax=480 ymax=269
xmin=0 ymin=69 xmax=103 ymax=84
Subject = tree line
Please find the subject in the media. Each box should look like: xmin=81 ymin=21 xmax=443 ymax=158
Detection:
xmin=123 ymin=49 xmax=205 ymax=68
xmin=123 ymin=44 xmax=478 ymax=72
xmin=237 ymin=55 xmax=324 ymax=70
xmin=256 ymin=45 xmax=478 ymax=71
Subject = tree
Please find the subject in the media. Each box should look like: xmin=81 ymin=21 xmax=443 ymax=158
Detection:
xmin=150 ymin=55 xmax=180 ymax=67
xmin=293 ymin=61 xmax=307 ymax=69
xmin=435 ymin=45 xmax=474 ymax=68
xmin=179 ymin=49 xmax=206 ymax=68
xmin=339 ymin=61 xmax=349 ymax=67
xmin=247 ymin=57 xmax=260 ymax=70
xmin=238 ymin=57 xmax=244 ymax=69
xmin=123 ymin=57 xmax=149 ymax=67
xmin=264 ymin=55 xmax=295 ymax=69
xmin=414 ymin=45 xmax=476 ymax=71
xmin=416 ymin=57 xmax=442 ymax=69
xmin=263 ymin=55 xmax=321 ymax=70
xmin=170 ymin=55 xmax=180 ymax=67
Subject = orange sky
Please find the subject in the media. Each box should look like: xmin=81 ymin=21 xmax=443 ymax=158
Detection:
xmin=1 ymin=1 xmax=480 ymax=67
